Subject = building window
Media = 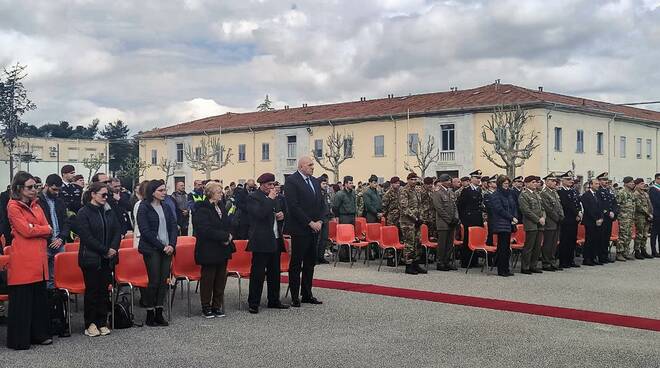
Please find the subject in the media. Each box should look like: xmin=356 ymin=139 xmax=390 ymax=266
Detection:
xmin=314 ymin=139 xmax=323 ymax=159
xmin=194 ymin=147 xmax=202 ymax=160
xmin=596 ymin=132 xmax=604 ymax=155
xmin=238 ymin=144 xmax=246 ymax=162
xmin=554 ymin=127 xmax=562 ymax=152
xmin=151 ymin=149 xmax=158 ymax=165
xmin=343 ymin=137 xmax=353 ymax=157
xmin=261 ymin=143 xmax=270 ymax=160
xmin=441 ymin=124 xmax=455 ymax=151
xmin=576 ymin=130 xmax=584 ymax=153
xmin=620 ymin=136 xmax=626 ymax=158
xmin=176 ymin=143 xmax=184 ymax=163
xmin=374 ymin=135 xmax=384 ymax=157
xmin=287 ymin=136 xmax=297 ymax=158
xmin=636 ymin=138 xmax=642 ymax=159
xmin=407 ymin=133 xmax=419 ymax=155
xmin=646 ymin=139 xmax=652 ymax=159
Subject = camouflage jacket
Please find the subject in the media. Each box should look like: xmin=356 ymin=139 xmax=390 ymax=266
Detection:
xmin=420 ymin=187 xmax=435 ymax=223
xmin=382 ymin=187 xmax=401 ymax=226
xmin=615 ymin=187 xmax=635 ymax=221
xmin=633 ymin=189 xmax=652 ymax=219
xmin=399 ymin=184 xmax=421 ymax=225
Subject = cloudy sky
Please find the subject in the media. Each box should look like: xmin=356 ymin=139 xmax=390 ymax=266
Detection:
xmin=1 ymin=0 xmax=659 ymax=134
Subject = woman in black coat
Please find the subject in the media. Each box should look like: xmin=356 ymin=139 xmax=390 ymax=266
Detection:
xmin=193 ymin=182 xmax=233 ymax=318
xmin=488 ymin=175 xmax=519 ymax=277
xmin=76 ymin=181 xmax=121 ymax=336
xmin=137 ymin=179 xmax=178 ymax=326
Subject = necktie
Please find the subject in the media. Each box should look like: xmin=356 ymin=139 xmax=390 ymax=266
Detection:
xmin=306 ymin=177 xmax=315 ymax=194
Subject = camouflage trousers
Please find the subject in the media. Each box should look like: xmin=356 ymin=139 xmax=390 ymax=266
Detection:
xmin=400 ymin=223 xmax=419 ymax=264
xmin=617 ymin=219 xmax=633 ymax=254
xmin=634 ymin=218 xmax=650 ymax=252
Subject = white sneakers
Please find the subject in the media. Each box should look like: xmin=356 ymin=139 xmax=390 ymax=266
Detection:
xmin=84 ymin=323 xmax=111 ymax=337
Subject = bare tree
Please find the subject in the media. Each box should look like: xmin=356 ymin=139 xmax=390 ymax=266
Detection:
xmin=119 ymin=157 xmax=149 ymax=190
xmin=481 ymin=105 xmax=540 ymax=178
xmin=82 ymin=154 xmax=105 ymax=183
xmin=404 ymin=135 xmax=440 ymax=177
xmin=312 ymin=130 xmax=353 ymax=182
xmin=156 ymin=158 xmax=177 ymax=187
xmin=185 ymin=134 xmax=233 ymax=180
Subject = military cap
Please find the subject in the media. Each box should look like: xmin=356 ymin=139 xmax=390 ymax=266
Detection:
xmin=460 ymin=176 xmax=470 ymax=182
xmin=318 ymin=175 xmax=328 ymax=183
xmin=343 ymin=175 xmax=353 ymax=183
xmin=623 ymin=176 xmax=634 ymax=184
xmin=513 ymin=176 xmax=523 ymax=182
xmin=469 ymin=170 xmax=482 ymax=178
xmin=257 ymin=172 xmax=275 ymax=184
xmin=634 ymin=178 xmax=645 ymax=185
xmin=481 ymin=176 xmax=489 ymax=183
xmin=559 ymin=171 xmax=574 ymax=179
xmin=488 ymin=175 xmax=497 ymax=183
xmin=524 ymin=175 xmax=537 ymax=183
xmin=437 ymin=174 xmax=451 ymax=182
xmin=390 ymin=176 xmax=400 ymax=184
xmin=406 ymin=172 xmax=418 ymax=180
xmin=423 ymin=177 xmax=434 ymax=185
xmin=543 ymin=172 xmax=557 ymax=181
xmin=596 ymin=172 xmax=609 ymax=180
xmin=368 ymin=174 xmax=378 ymax=183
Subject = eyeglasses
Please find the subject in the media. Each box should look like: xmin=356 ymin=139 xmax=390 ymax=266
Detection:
xmin=102 ymin=180 xmax=111 ymax=184
xmin=96 ymin=192 xmax=108 ymax=198
xmin=22 ymin=185 xmax=36 ymax=190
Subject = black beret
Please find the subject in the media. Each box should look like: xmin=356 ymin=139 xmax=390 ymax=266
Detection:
xmin=407 ymin=172 xmax=418 ymax=180
xmin=524 ymin=176 xmax=537 ymax=183
xmin=343 ymin=176 xmax=353 ymax=183
xmin=390 ymin=176 xmax=400 ymax=184
xmin=257 ymin=172 xmax=275 ymax=184
xmin=368 ymin=174 xmax=378 ymax=183
xmin=423 ymin=177 xmax=434 ymax=185
xmin=634 ymin=178 xmax=644 ymax=185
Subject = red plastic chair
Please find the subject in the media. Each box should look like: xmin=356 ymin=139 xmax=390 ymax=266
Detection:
xmin=64 ymin=243 xmax=79 ymax=252
xmin=365 ymin=223 xmax=382 ymax=245
xmin=0 ymin=255 xmax=9 ymax=302
xmin=576 ymin=224 xmax=585 ymax=247
xmin=115 ymin=248 xmax=156 ymax=322
xmin=420 ymin=224 xmax=437 ymax=269
xmin=355 ymin=217 xmax=367 ymax=241
xmin=120 ymin=239 xmax=134 ymax=249
xmin=608 ymin=220 xmax=620 ymax=259
xmin=226 ymin=240 xmax=252 ymax=309
xmin=123 ymin=232 xmax=134 ymax=240
xmin=171 ymin=241 xmax=201 ymax=317
xmin=328 ymin=220 xmax=338 ymax=244
xmin=378 ymin=226 xmax=405 ymax=272
xmin=282 ymin=238 xmax=292 ymax=298
xmin=510 ymin=224 xmax=525 ymax=269
xmin=334 ymin=224 xmax=369 ymax=267
xmin=380 ymin=216 xmax=386 ymax=226
xmin=54 ymin=252 xmax=87 ymax=333
xmin=465 ymin=226 xmax=497 ymax=274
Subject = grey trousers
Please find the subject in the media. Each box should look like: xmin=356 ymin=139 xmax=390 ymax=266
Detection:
xmin=436 ymin=228 xmax=455 ymax=267
xmin=522 ymin=230 xmax=543 ymax=271
xmin=541 ymin=229 xmax=559 ymax=267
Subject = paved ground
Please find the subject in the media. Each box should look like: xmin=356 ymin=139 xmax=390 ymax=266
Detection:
xmin=0 ymin=256 xmax=659 ymax=367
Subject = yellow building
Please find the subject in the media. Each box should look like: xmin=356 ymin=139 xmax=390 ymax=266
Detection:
xmin=1 ymin=136 xmax=109 ymax=184
xmin=138 ymin=82 xmax=660 ymax=189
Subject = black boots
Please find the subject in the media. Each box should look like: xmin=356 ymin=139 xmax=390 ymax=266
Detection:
xmin=154 ymin=307 xmax=168 ymax=326
xmin=635 ymin=250 xmax=645 ymax=260
xmin=145 ymin=309 xmax=157 ymax=327
xmin=641 ymin=249 xmax=654 ymax=259
xmin=405 ymin=264 xmax=418 ymax=275
xmin=414 ymin=263 xmax=428 ymax=274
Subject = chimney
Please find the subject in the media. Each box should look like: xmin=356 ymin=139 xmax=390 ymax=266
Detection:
xmin=302 ymin=103 xmax=308 ymax=108
xmin=538 ymin=86 xmax=543 ymax=93
xmin=495 ymin=79 xmax=500 ymax=91
xmin=284 ymin=105 xmax=289 ymax=110
xmin=360 ymin=97 xmax=366 ymax=102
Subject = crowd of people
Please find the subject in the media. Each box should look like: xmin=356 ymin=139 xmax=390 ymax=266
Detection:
xmin=0 ymin=157 xmax=658 ymax=350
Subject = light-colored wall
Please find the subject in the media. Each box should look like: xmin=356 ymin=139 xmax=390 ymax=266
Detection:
xmin=1 ymin=137 xmax=109 ymax=185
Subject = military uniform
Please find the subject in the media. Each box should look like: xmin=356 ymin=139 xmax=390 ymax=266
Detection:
xmin=431 ymin=178 xmax=459 ymax=270
xmin=356 ymin=186 xmax=365 ymax=218
xmin=633 ymin=186 xmax=652 ymax=257
xmin=557 ymin=172 xmax=582 ymax=268
xmin=363 ymin=186 xmax=383 ymax=224
xmin=596 ymin=173 xmax=618 ymax=263
xmin=61 ymin=182 xmax=83 ymax=214
xmin=615 ymin=183 xmax=636 ymax=259
xmin=518 ymin=179 xmax=545 ymax=273
xmin=399 ymin=183 xmax=421 ymax=265
xmin=332 ymin=188 xmax=357 ymax=225
xmin=539 ymin=180 xmax=564 ymax=269
xmin=383 ymin=186 xmax=401 ymax=227
xmin=456 ymin=170 xmax=484 ymax=268
xmin=420 ymin=183 xmax=436 ymax=241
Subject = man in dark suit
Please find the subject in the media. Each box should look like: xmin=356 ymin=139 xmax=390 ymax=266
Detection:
xmin=557 ymin=171 xmax=582 ymax=268
xmin=37 ymin=174 xmax=71 ymax=289
xmin=595 ymin=172 xmax=617 ymax=263
xmin=284 ymin=156 xmax=326 ymax=307
xmin=456 ymin=170 xmax=484 ymax=268
xmin=246 ymin=173 xmax=289 ymax=314
xmin=581 ymin=179 xmax=604 ymax=266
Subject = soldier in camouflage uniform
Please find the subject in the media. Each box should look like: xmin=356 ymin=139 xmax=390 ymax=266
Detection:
xmin=615 ymin=176 xmax=636 ymax=260
xmin=420 ymin=177 xmax=436 ymax=244
xmin=382 ymin=177 xmax=401 ymax=227
xmin=399 ymin=172 xmax=427 ymax=275
xmin=356 ymin=183 xmax=365 ymax=218
xmin=633 ymin=178 xmax=654 ymax=259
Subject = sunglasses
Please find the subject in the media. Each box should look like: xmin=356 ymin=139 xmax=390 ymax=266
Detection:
xmin=22 ymin=185 xmax=36 ymax=190
xmin=96 ymin=192 xmax=108 ymax=198
xmin=102 ymin=180 xmax=111 ymax=184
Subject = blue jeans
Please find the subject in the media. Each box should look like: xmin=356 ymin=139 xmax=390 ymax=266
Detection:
xmin=47 ymin=245 xmax=65 ymax=289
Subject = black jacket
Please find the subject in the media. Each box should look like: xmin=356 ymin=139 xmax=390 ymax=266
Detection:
xmin=581 ymin=190 xmax=603 ymax=227
xmin=0 ymin=189 xmax=12 ymax=247
xmin=108 ymin=191 xmax=133 ymax=234
xmin=558 ymin=186 xmax=581 ymax=225
xmin=283 ymin=172 xmax=326 ymax=236
xmin=76 ymin=203 xmax=121 ymax=269
xmin=137 ymin=201 xmax=179 ymax=255
xmin=247 ymin=190 xmax=285 ymax=253
xmin=457 ymin=185 xmax=484 ymax=226
xmin=61 ymin=182 xmax=83 ymax=213
xmin=37 ymin=192 xmax=70 ymax=243
xmin=488 ymin=189 xmax=518 ymax=233
xmin=193 ymin=199 xmax=234 ymax=265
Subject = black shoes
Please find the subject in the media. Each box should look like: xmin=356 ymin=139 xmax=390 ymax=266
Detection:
xmin=267 ymin=302 xmax=290 ymax=309
xmin=405 ymin=264 xmax=418 ymax=275
xmin=641 ymin=250 xmax=654 ymax=259
xmin=154 ymin=307 xmax=168 ymax=326
xmin=498 ymin=271 xmax=514 ymax=277
xmin=202 ymin=307 xmax=215 ymax=319
xmin=248 ymin=306 xmax=259 ymax=314
xmin=520 ymin=269 xmax=532 ymax=275
xmin=542 ymin=266 xmax=556 ymax=272
xmin=291 ymin=299 xmax=301 ymax=308
xmin=436 ymin=264 xmax=451 ymax=271
xmin=212 ymin=307 xmax=226 ymax=317
xmin=530 ymin=269 xmax=543 ymax=274
xmin=414 ymin=264 xmax=428 ymax=274
xmin=145 ymin=309 xmax=157 ymax=327
xmin=317 ymin=259 xmax=330 ymax=264
xmin=635 ymin=251 xmax=645 ymax=260
xmin=583 ymin=260 xmax=595 ymax=266
xmin=301 ymin=297 xmax=322 ymax=305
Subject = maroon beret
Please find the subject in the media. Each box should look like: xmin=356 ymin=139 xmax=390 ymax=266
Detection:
xmin=389 ymin=176 xmax=400 ymax=184
xmin=634 ymin=178 xmax=644 ymax=185
xmin=257 ymin=172 xmax=276 ymax=184
xmin=407 ymin=172 xmax=418 ymax=180
xmin=423 ymin=177 xmax=434 ymax=185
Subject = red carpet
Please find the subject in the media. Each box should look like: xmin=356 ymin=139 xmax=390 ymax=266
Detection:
xmin=281 ymin=276 xmax=660 ymax=332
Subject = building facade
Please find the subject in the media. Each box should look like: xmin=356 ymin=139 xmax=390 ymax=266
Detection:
xmin=1 ymin=137 xmax=109 ymax=185
xmin=138 ymin=83 xmax=660 ymax=190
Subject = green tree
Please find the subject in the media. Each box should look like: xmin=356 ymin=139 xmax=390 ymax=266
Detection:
xmin=256 ymin=94 xmax=275 ymax=112
xmin=99 ymin=120 xmax=134 ymax=173
xmin=0 ymin=63 xmax=37 ymax=179
xmin=70 ymin=119 xmax=99 ymax=139
xmin=38 ymin=121 xmax=74 ymax=138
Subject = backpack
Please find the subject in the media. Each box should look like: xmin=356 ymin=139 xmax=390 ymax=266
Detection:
xmin=113 ymin=295 xmax=139 ymax=329
xmin=48 ymin=289 xmax=68 ymax=336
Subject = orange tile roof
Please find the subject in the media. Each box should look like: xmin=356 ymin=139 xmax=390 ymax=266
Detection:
xmin=139 ymin=83 xmax=660 ymax=138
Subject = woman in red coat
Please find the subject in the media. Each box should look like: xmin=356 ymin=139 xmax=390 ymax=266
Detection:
xmin=6 ymin=171 xmax=53 ymax=350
